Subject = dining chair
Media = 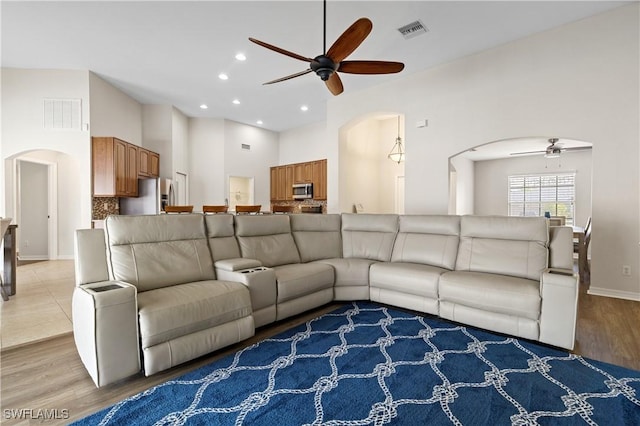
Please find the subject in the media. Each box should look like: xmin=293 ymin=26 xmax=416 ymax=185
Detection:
xmin=272 ymin=205 xmax=294 ymax=214
xmin=235 ymin=205 xmax=262 ymax=214
xmin=574 ymin=216 xmax=592 ymax=281
xmin=202 ymin=205 xmax=229 ymax=214
xmin=164 ymin=205 xmax=194 ymax=213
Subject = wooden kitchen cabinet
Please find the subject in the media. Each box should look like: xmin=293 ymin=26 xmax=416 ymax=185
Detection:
xmin=312 ymin=159 xmax=327 ymax=200
xmin=92 ymin=137 xmax=139 ymax=197
xmin=285 ymin=165 xmax=294 ymax=200
xmin=270 ymin=159 xmax=327 ymax=201
xmin=138 ymin=147 xmax=160 ymax=178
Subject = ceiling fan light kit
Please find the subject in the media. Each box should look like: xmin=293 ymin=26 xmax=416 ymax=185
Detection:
xmin=249 ymin=0 xmax=405 ymax=96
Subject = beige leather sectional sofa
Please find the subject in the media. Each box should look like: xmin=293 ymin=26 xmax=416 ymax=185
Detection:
xmin=73 ymin=213 xmax=578 ymax=387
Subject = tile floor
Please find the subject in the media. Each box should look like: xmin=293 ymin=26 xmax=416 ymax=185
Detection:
xmin=0 ymin=260 xmax=75 ymax=350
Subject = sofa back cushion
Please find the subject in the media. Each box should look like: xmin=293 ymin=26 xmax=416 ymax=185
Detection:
xmin=105 ymin=214 xmax=215 ymax=292
xmin=235 ymin=215 xmax=301 ymax=267
xmin=456 ymin=216 xmax=548 ymax=281
xmin=341 ymin=214 xmax=398 ymax=261
xmin=290 ymin=214 xmax=342 ymax=262
xmin=391 ymin=215 xmax=460 ymax=270
xmin=204 ymin=214 xmax=241 ymax=261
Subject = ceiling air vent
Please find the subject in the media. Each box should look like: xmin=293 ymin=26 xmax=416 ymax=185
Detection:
xmin=398 ymin=20 xmax=428 ymax=40
xmin=241 ymin=144 xmax=251 ymax=151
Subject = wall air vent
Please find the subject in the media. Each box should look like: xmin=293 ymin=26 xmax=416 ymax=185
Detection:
xmin=398 ymin=20 xmax=428 ymax=40
xmin=43 ymin=98 xmax=82 ymax=130
xmin=241 ymin=144 xmax=251 ymax=150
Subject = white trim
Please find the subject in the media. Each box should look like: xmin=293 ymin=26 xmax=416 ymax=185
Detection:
xmin=587 ymin=286 xmax=640 ymax=301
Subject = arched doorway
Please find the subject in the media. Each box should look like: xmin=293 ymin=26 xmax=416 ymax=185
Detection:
xmin=338 ymin=113 xmax=406 ymax=214
xmin=448 ymin=136 xmax=593 ymax=228
xmin=5 ymin=149 xmax=82 ymax=259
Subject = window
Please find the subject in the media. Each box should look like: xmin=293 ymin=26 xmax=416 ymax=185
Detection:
xmin=508 ymin=173 xmax=575 ymax=225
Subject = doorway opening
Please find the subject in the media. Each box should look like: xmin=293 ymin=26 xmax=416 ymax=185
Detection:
xmin=15 ymin=158 xmax=58 ymax=260
xmin=338 ymin=112 xmax=405 ymax=214
xmin=228 ymin=176 xmax=255 ymax=211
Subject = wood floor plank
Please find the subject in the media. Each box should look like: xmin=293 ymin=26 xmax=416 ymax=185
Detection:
xmin=2 ymin=286 xmax=639 ymax=424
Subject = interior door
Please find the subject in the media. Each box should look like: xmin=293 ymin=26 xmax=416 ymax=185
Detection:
xmin=18 ymin=160 xmax=49 ymax=259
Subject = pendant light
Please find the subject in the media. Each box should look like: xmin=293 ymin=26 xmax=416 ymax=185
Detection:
xmin=387 ymin=115 xmax=405 ymax=164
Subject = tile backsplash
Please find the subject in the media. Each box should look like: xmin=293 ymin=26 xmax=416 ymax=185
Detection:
xmin=92 ymin=197 xmax=119 ymax=220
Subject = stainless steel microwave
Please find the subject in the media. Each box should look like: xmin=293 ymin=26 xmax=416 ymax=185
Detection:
xmin=292 ymin=183 xmax=313 ymax=199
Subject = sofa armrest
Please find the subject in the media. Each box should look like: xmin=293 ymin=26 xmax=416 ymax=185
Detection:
xmin=538 ymin=268 xmax=579 ymax=350
xmin=215 ymin=258 xmax=262 ymax=272
xmin=72 ymin=281 xmax=141 ymax=387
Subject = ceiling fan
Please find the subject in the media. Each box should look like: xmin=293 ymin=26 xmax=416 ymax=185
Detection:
xmin=248 ymin=0 xmax=405 ymax=96
xmin=510 ymin=138 xmax=591 ymax=158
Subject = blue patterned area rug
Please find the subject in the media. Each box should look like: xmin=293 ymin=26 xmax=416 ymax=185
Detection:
xmin=74 ymin=302 xmax=640 ymax=425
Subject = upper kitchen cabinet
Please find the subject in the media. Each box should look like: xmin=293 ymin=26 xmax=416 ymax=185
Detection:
xmin=138 ymin=147 xmax=160 ymax=178
xmin=293 ymin=162 xmax=313 ymax=184
xmin=92 ymin=137 xmax=139 ymax=197
xmin=270 ymin=159 xmax=327 ymax=201
xmin=312 ymin=159 xmax=327 ymax=200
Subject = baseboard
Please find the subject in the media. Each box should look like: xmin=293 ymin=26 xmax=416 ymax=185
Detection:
xmin=17 ymin=254 xmax=74 ymax=261
xmin=587 ymin=286 xmax=640 ymax=301
xmin=17 ymin=255 xmax=49 ymax=261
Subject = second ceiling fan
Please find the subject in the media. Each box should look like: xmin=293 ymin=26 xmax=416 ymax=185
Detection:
xmin=249 ymin=0 xmax=405 ymax=96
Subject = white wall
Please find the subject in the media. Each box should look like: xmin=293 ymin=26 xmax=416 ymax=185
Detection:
xmin=188 ymin=117 xmax=225 ymax=209
xmin=224 ymin=120 xmax=279 ymax=210
xmin=450 ymin=156 xmax=475 ymax=215
xmin=278 ymin=121 xmax=326 ymax=165
xmin=474 ymin=151 xmax=592 ymax=227
xmin=89 ymin=72 xmax=142 ymax=145
xmin=325 ymin=5 xmax=639 ymax=299
xmin=172 ymin=107 xmax=189 ymax=182
xmin=142 ymin=104 xmax=173 ymax=178
xmin=1 ymin=68 xmax=92 ymax=246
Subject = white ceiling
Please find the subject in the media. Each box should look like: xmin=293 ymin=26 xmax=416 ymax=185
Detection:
xmin=1 ymin=1 xmax=629 ymax=132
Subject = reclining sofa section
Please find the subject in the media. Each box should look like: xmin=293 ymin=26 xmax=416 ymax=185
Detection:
xmin=72 ymin=213 xmax=578 ymax=387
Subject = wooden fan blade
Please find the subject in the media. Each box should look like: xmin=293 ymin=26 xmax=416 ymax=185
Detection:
xmin=326 ymin=18 xmax=372 ymax=63
xmin=325 ymin=72 xmax=344 ymax=96
xmin=339 ymin=60 xmax=405 ymax=75
xmin=263 ymin=69 xmax=313 ymax=85
xmin=249 ymin=38 xmax=313 ymax=63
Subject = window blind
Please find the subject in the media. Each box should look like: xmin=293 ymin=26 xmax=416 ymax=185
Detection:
xmin=508 ymin=173 xmax=575 ymax=225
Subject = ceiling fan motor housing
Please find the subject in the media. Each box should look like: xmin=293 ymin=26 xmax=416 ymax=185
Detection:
xmin=311 ymin=55 xmax=338 ymax=81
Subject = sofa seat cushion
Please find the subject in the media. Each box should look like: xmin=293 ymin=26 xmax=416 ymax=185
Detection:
xmin=370 ymin=262 xmax=447 ymax=299
xmin=439 ymin=271 xmax=541 ymax=320
xmin=314 ymin=258 xmax=376 ymax=287
xmin=137 ymin=280 xmax=252 ymax=348
xmin=272 ymin=263 xmax=334 ymax=303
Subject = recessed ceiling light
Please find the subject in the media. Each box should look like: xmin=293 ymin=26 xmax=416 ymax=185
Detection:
xmin=300 ymin=105 xmax=309 ymax=112
xmin=218 ymin=73 xmax=229 ymax=80
xmin=232 ymin=99 xmax=240 ymax=105
xmin=235 ymin=53 xmax=246 ymax=61
xmin=200 ymin=104 xmax=208 ymax=109
xmin=256 ymin=120 xmax=263 ymax=125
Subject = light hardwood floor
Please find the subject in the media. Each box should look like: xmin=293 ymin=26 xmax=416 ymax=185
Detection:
xmin=1 ymin=261 xmax=639 ymax=424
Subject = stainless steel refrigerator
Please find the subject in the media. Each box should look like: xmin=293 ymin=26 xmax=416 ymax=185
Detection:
xmin=119 ymin=178 xmax=174 ymax=215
